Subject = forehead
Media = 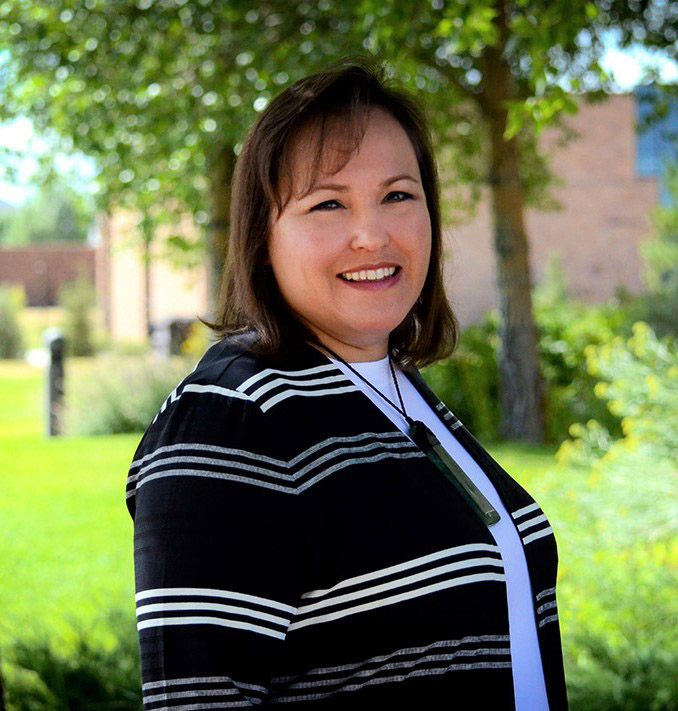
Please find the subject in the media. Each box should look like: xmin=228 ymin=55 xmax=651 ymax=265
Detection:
xmin=282 ymin=107 xmax=417 ymax=200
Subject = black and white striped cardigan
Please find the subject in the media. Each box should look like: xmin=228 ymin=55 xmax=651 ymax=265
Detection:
xmin=126 ymin=334 xmax=568 ymax=710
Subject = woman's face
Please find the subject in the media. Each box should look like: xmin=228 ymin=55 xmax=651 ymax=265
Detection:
xmin=267 ymin=108 xmax=432 ymax=362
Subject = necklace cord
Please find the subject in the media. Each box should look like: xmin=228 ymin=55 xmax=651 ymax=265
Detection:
xmin=318 ymin=344 xmax=414 ymax=425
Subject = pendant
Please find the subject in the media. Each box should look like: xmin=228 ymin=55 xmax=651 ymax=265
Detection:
xmin=408 ymin=420 xmax=501 ymax=527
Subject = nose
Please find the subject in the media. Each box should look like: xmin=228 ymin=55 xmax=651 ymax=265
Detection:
xmin=349 ymin=211 xmax=390 ymax=251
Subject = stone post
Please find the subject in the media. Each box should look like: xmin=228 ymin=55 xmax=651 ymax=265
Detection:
xmin=44 ymin=327 xmax=65 ymax=437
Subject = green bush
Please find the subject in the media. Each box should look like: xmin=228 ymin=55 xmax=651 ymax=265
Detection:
xmin=633 ymin=163 xmax=678 ymax=340
xmin=4 ymin=610 xmax=142 ymax=710
xmin=58 ymin=274 xmax=96 ymax=357
xmin=0 ymin=286 xmax=26 ymax=359
xmin=64 ymin=354 xmax=196 ymax=435
xmin=556 ymin=322 xmax=678 ymax=710
xmin=424 ymin=257 xmax=636 ymax=444
xmin=534 ymin=256 xmax=634 ymax=444
xmin=422 ymin=313 xmax=500 ymax=441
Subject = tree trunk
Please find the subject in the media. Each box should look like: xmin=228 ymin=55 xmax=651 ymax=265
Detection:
xmin=207 ymin=145 xmax=235 ymax=319
xmin=482 ymin=2 xmax=545 ymax=443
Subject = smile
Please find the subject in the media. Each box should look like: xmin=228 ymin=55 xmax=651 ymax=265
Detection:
xmin=338 ymin=266 xmax=399 ymax=282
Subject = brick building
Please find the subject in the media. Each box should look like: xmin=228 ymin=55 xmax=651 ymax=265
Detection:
xmin=0 ymin=244 xmax=96 ymax=306
xmin=445 ymin=92 xmax=666 ymax=325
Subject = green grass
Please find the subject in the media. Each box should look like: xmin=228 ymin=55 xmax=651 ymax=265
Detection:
xmin=0 ymin=361 xmax=140 ymax=647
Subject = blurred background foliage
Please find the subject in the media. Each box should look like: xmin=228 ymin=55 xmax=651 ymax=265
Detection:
xmin=0 ymin=179 xmax=95 ymax=247
xmin=2 ymin=0 xmax=677 ymax=441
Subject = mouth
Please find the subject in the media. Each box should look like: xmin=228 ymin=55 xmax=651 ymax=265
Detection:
xmin=337 ymin=265 xmax=401 ymax=283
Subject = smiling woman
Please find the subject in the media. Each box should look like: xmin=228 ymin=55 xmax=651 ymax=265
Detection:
xmin=125 ymin=57 xmax=569 ymax=710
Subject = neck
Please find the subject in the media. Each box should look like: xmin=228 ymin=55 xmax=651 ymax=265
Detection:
xmin=311 ymin=337 xmax=389 ymax=363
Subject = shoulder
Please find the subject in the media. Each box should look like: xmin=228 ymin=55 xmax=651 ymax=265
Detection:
xmin=125 ymin=333 xmax=277 ymax=517
xmin=151 ymin=332 xmax=269 ymax=424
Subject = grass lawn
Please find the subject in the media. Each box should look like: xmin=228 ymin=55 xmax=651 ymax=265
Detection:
xmin=0 ymin=359 xmax=561 ymax=649
xmin=0 ymin=360 xmax=141 ymax=647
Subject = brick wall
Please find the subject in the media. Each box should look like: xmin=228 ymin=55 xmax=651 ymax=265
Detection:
xmin=443 ymin=93 xmax=659 ymax=326
xmin=0 ymin=245 xmax=96 ymax=306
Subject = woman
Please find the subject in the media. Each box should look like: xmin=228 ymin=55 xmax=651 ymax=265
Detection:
xmin=126 ymin=58 xmax=568 ymax=709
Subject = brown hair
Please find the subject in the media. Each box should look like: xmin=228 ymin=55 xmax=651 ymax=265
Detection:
xmin=207 ymin=55 xmax=458 ymax=368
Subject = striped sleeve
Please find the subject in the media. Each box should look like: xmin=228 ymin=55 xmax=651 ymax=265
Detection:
xmin=126 ymin=385 xmax=303 ymax=709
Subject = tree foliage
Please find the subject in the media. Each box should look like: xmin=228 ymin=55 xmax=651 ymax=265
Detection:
xmin=0 ymin=179 xmax=94 ymax=246
xmin=1 ymin=0 xmax=676 ymax=441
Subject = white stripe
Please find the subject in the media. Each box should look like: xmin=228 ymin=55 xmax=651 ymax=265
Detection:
xmin=294 ymin=440 xmax=418 ymax=479
xmin=237 ymin=364 xmax=338 ymax=393
xmin=290 ymin=572 xmax=506 ymax=631
xmin=135 ymin=586 xmax=296 ymax=614
xmin=297 ymin=451 xmax=424 ymax=492
xmin=302 ymin=543 xmax=500 ymax=599
xmin=298 ymin=557 xmax=504 ymax=615
xmin=536 ymin=600 xmax=558 ymax=615
xmin=271 ymin=661 xmax=513 ymax=703
xmin=132 ymin=467 xmax=295 ymax=495
xmin=536 ymin=587 xmax=556 ymax=601
xmin=137 ymin=615 xmax=286 ymax=640
xmin=271 ymin=635 xmax=510 ymax=683
xmin=130 ymin=441 xmax=286 ymax=474
xmin=136 ymin=601 xmax=290 ymax=627
xmin=143 ymin=677 xmax=267 ymax=694
xmin=135 ymin=454 xmax=288 ymax=482
xmin=144 ymin=702 xmax=250 ymax=710
xmin=132 ymin=448 xmax=421 ymax=497
xmin=288 ymin=431 xmax=405 ymax=467
xmin=522 ymin=526 xmax=554 ymax=545
xmin=511 ymin=502 xmax=540 ymax=519
xmin=517 ymin=513 xmax=548 ymax=532
xmin=249 ymin=373 xmax=350 ymax=401
xmin=280 ymin=648 xmax=511 ymax=691
xmin=538 ymin=614 xmax=559 ymax=628
xmin=260 ymin=384 xmax=359 ymax=412
xmin=131 ymin=433 xmax=405 ymax=477
xmin=183 ymin=383 xmax=252 ymax=400
xmin=144 ymin=689 xmax=240 ymax=703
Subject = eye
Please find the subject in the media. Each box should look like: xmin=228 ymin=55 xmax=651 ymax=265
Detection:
xmin=310 ymin=199 xmax=341 ymax=212
xmin=387 ymin=191 xmax=413 ymax=202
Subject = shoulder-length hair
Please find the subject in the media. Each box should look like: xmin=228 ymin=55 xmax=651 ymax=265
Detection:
xmin=206 ymin=55 xmax=458 ymax=368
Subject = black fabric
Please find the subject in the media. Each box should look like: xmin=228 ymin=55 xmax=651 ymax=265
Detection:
xmin=126 ymin=335 xmax=568 ymax=709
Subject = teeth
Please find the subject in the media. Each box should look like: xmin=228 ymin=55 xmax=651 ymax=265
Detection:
xmin=341 ymin=266 xmax=397 ymax=282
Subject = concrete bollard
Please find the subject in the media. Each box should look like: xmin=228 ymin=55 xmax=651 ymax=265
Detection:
xmin=44 ymin=327 xmax=65 ymax=437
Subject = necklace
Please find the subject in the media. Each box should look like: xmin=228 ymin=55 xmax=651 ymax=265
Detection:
xmin=320 ymin=345 xmax=500 ymax=527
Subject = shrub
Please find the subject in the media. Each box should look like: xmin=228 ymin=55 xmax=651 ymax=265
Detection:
xmin=422 ymin=313 xmax=500 ymax=440
xmin=58 ymin=273 xmax=96 ymax=357
xmin=556 ymin=322 xmax=678 ymax=709
xmin=0 ymin=285 xmax=26 ymax=359
xmin=424 ymin=257 xmax=636 ymax=444
xmin=534 ymin=256 xmax=635 ymax=444
xmin=4 ymin=610 xmax=142 ymax=710
xmin=557 ymin=321 xmax=678 ymax=543
xmin=64 ymin=354 xmax=196 ymax=435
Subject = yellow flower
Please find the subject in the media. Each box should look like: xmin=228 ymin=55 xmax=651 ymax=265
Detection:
xmin=644 ymin=373 xmax=660 ymax=399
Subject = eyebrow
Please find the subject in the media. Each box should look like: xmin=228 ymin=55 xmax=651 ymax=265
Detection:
xmin=301 ymin=173 xmax=420 ymax=199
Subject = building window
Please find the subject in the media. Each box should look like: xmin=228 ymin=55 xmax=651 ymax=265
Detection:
xmin=635 ymin=85 xmax=678 ymax=205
